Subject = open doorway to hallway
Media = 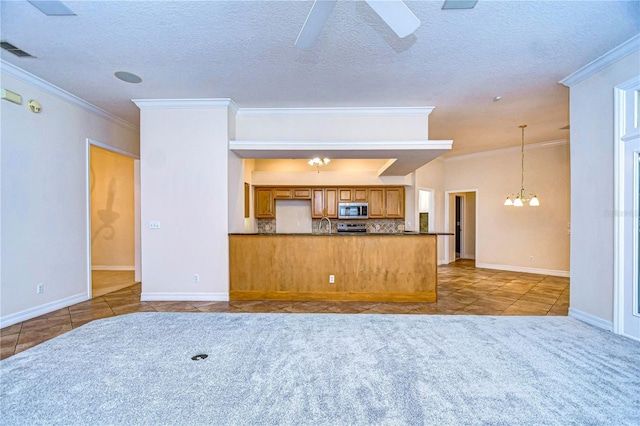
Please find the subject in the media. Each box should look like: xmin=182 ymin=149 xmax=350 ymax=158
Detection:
xmin=88 ymin=143 xmax=140 ymax=297
xmin=445 ymin=190 xmax=477 ymax=264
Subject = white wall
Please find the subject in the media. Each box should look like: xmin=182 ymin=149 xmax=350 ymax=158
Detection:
xmin=567 ymin=49 xmax=640 ymax=326
xmin=444 ymin=142 xmax=571 ymax=275
xmin=275 ymin=200 xmax=313 ymax=234
xmin=236 ymin=108 xmax=432 ymax=141
xmin=464 ymin=192 xmax=476 ymax=259
xmin=1 ymin=68 xmax=139 ymax=326
xmin=135 ymin=100 xmax=231 ymax=300
xmin=415 ymin=159 xmax=447 ymax=263
xmin=227 ymin=107 xmax=246 ymax=234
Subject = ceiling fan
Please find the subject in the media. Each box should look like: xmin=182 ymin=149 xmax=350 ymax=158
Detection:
xmin=295 ymin=0 xmax=478 ymax=48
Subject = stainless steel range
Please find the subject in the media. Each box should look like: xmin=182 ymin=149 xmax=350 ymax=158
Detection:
xmin=336 ymin=222 xmax=367 ymax=234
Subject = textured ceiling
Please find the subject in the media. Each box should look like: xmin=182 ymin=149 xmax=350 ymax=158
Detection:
xmin=1 ymin=0 xmax=639 ymax=156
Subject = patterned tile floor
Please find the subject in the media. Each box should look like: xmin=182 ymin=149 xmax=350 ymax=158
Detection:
xmin=0 ymin=260 xmax=569 ymax=360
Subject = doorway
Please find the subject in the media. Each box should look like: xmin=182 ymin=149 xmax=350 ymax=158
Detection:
xmin=455 ymin=195 xmax=463 ymax=259
xmin=87 ymin=139 xmax=141 ymax=298
xmin=614 ymin=77 xmax=640 ymax=340
xmin=445 ymin=190 xmax=478 ymax=264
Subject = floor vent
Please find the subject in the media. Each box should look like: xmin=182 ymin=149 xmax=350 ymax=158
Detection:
xmin=0 ymin=41 xmax=35 ymax=58
xmin=191 ymin=354 xmax=208 ymax=361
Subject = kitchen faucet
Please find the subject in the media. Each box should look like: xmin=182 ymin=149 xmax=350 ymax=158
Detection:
xmin=318 ymin=216 xmax=331 ymax=234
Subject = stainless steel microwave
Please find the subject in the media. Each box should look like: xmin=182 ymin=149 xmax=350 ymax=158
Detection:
xmin=338 ymin=202 xmax=369 ymax=220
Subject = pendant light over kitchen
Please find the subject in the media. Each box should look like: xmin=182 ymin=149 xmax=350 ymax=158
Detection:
xmin=504 ymin=125 xmax=540 ymax=207
xmin=308 ymin=157 xmax=330 ymax=173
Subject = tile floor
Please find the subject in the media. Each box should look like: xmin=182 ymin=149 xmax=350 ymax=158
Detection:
xmin=0 ymin=260 xmax=569 ymax=360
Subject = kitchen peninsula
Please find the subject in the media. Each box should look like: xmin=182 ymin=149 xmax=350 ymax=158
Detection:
xmin=229 ymin=233 xmax=438 ymax=303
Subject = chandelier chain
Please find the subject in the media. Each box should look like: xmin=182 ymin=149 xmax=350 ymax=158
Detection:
xmin=520 ymin=124 xmax=526 ymax=195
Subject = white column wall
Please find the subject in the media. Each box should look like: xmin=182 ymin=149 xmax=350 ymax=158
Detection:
xmin=415 ymin=159 xmax=447 ymax=264
xmin=136 ymin=102 xmax=230 ymax=300
xmin=567 ymin=50 xmax=640 ymax=326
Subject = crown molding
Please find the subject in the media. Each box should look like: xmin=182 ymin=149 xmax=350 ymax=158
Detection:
xmin=444 ymin=139 xmax=567 ymax=162
xmin=228 ymin=99 xmax=239 ymax=115
xmin=236 ymin=106 xmax=435 ymax=116
xmin=560 ymin=33 xmax=640 ymax=87
xmin=1 ymin=59 xmax=138 ymax=132
xmin=132 ymin=98 xmax=236 ymax=110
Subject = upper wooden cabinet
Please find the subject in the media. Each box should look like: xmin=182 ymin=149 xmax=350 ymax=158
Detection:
xmin=274 ymin=188 xmax=292 ymax=199
xmin=338 ymin=188 xmax=352 ymax=202
xmin=312 ymin=188 xmax=337 ymax=218
xmin=385 ymin=187 xmax=405 ymax=218
xmin=338 ymin=188 xmax=368 ymax=202
xmin=368 ymin=188 xmax=385 ymax=218
xmin=353 ymin=188 xmax=368 ymax=202
xmin=367 ymin=187 xmax=405 ymax=219
xmin=325 ymin=188 xmax=338 ymax=218
xmin=255 ymin=185 xmax=403 ymax=219
xmin=293 ymin=188 xmax=311 ymax=199
xmin=312 ymin=189 xmax=324 ymax=218
xmin=255 ymin=188 xmax=275 ymax=218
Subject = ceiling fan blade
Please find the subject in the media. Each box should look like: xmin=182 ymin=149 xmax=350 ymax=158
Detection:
xmin=295 ymin=0 xmax=338 ymax=49
xmin=442 ymin=0 xmax=478 ymax=10
xmin=364 ymin=0 xmax=420 ymax=38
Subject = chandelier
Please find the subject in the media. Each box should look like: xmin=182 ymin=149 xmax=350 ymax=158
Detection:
xmin=504 ymin=125 xmax=540 ymax=207
xmin=308 ymin=157 xmax=330 ymax=173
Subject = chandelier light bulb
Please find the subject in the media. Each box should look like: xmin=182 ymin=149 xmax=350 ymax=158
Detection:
xmin=308 ymin=157 xmax=330 ymax=173
xmin=504 ymin=197 xmax=513 ymax=206
xmin=529 ymin=195 xmax=540 ymax=207
xmin=513 ymin=197 xmax=524 ymax=207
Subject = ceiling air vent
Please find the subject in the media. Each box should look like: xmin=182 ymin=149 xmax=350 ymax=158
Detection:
xmin=0 ymin=41 xmax=35 ymax=58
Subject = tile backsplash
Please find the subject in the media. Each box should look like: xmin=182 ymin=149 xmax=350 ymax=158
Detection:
xmin=257 ymin=218 xmax=276 ymax=234
xmin=367 ymin=219 xmax=405 ymax=234
xmin=257 ymin=218 xmax=404 ymax=234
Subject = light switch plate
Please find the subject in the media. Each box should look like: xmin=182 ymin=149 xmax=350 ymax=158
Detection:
xmin=149 ymin=220 xmax=161 ymax=229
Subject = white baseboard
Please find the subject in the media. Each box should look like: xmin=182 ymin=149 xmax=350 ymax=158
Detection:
xmin=569 ymin=308 xmax=613 ymax=331
xmin=141 ymin=292 xmax=229 ymax=302
xmin=476 ymin=262 xmax=569 ymax=277
xmin=0 ymin=293 xmax=88 ymax=329
xmin=462 ymin=254 xmax=476 ymax=260
xmin=92 ymin=265 xmax=135 ymax=271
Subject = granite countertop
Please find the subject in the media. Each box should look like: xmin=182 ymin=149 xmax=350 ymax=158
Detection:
xmin=229 ymin=232 xmax=453 ymax=236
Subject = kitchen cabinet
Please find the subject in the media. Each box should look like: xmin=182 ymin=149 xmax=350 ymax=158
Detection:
xmin=255 ymin=185 xmax=401 ymax=219
xmin=325 ymin=188 xmax=337 ymax=217
xmin=338 ymin=188 xmax=352 ymax=202
xmin=353 ymin=188 xmax=368 ymax=202
xmin=244 ymin=183 xmax=250 ymax=218
xmin=367 ymin=187 xmax=404 ymax=218
xmin=385 ymin=187 xmax=405 ymax=218
xmin=368 ymin=188 xmax=385 ymax=218
xmin=255 ymin=188 xmax=274 ymax=218
xmin=338 ymin=188 xmax=368 ymax=202
xmin=293 ymin=188 xmax=311 ymax=199
xmin=274 ymin=188 xmax=292 ymax=199
xmin=312 ymin=188 xmax=338 ymax=218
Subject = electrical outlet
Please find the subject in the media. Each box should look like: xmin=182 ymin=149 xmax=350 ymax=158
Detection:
xmin=529 ymin=256 xmax=534 ymax=262
xmin=193 ymin=274 xmax=200 ymax=283
xmin=36 ymin=283 xmax=44 ymax=294
xmin=329 ymin=275 xmax=335 ymax=284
